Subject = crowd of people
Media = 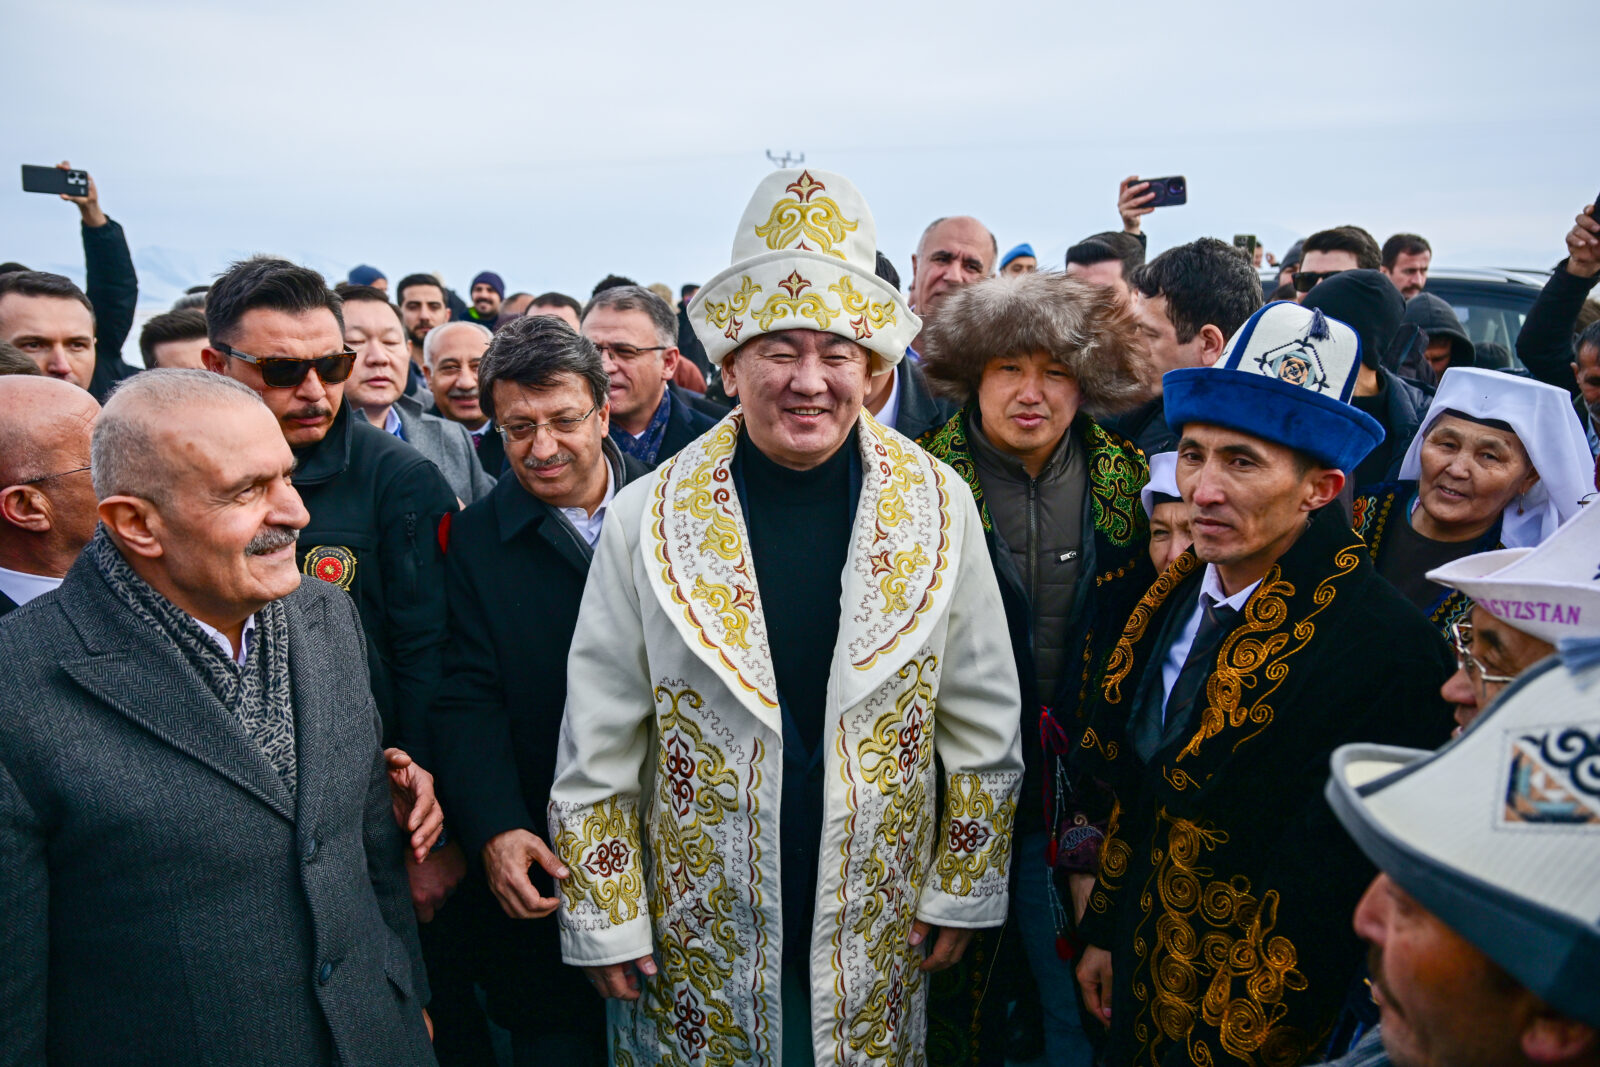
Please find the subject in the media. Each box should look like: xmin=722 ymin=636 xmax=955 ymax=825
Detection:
xmin=1 ymin=159 xmax=1598 ymax=1067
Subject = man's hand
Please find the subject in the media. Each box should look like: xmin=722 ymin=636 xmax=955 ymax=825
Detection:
xmin=385 ymin=748 xmax=444 ymax=861
xmin=1067 ymin=872 xmax=1096 ymax=924
xmin=406 ymin=839 xmax=466 ymax=922
xmin=910 ymin=920 xmax=975 ymax=973
xmin=1076 ymin=944 xmax=1114 ymax=1027
xmin=56 ymin=161 xmax=106 ymax=229
xmin=1118 ymin=175 xmax=1155 ymax=236
xmin=1566 ymin=204 xmax=1600 ymax=279
xmin=584 ymin=955 xmax=658 ymax=1001
xmin=482 ymin=828 xmax=569 ymax=919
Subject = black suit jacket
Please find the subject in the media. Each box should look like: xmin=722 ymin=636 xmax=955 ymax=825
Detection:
xmin=427 ymin=448 xmax=646 ymax=1030
xmin=0 ymin=556 xmax=434 ymax=1066
xmin=892 ymin=360 xmax=958 ymax=441
xmin=657 ymin=384 xmax=722 ymax=467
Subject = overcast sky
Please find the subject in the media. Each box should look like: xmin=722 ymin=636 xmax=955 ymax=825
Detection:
xmin=4 ymin=0 xmax=1596 ymax=312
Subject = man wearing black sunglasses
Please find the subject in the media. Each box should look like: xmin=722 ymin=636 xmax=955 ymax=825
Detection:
xmin=1294 ymin=225 xmax=1382 ymax=303
xmin=202 ymin=257 xmax=464 ymax=956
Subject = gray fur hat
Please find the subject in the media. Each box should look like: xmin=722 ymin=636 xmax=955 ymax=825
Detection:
xmin=919 ymin=272 xmax=1151 ymax=416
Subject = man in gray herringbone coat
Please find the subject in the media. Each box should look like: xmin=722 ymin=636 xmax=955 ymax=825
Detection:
xmin=0 ymin=370 xmax=439 ymax=1066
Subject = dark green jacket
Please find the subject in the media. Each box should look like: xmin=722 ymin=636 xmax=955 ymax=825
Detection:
xmin=292 ymin=404 xmax=456 ymax=767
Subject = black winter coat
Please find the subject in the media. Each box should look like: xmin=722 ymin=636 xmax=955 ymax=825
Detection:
xmin=292 ymin=405 xmax=456 ymax=766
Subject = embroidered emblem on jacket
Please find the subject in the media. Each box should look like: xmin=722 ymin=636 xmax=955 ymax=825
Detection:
xmin=302 ymin=545 xmax=357 ymax=591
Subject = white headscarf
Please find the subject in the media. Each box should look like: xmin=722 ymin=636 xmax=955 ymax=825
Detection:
xmin=1398 ymin=368 xmax=1592 ymax=548
xmin=1140 ymin=451 xmax=1180 ymax=518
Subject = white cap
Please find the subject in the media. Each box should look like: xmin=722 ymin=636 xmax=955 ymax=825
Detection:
xmin=1139 ymin=451 xmax=1180 ymax=518
xmin=1426 ymin=502 xmax=1600 ymax=645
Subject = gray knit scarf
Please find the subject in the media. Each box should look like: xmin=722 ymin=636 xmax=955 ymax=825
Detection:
xmin=88 ymin=528 xmax=297 ymax=799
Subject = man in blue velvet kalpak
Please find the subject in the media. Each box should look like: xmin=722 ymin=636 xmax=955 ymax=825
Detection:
xmin=1071 ymin=301 xmax=1456 ymax=1067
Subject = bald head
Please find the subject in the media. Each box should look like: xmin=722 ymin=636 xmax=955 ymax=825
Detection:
xmin=93 ymin=369 xmax=266 ymax=506
xmin=910 ymin=215 xmax=998 ymax=327
xmin=0 ymin=375 xmax=101 ymax=577
xmin=0 ymin=376 xmax=99 ymax=486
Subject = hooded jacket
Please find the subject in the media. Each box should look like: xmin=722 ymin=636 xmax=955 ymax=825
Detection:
xmin=1303 ymin=271 xmax=1432 ymax=487
xmin=1403 ymin=292 xmax=1475 ymax=372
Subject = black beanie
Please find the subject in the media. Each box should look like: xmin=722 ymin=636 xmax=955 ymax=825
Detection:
xmin=1302 ymin=269 xmax=1405 ymax=370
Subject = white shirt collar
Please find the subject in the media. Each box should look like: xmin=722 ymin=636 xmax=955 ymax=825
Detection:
xmin=191 ymin=613 xmax=258 ymax=666
xmin=469 ymin=421 xmax=491 ymax=440
xmin=559 ymin=460 xmax=617 ymax=548
xmin=1199 ymin=564 xmax=1261 ymax=611
xmin=381 ymin=406 xmax=402 ymax=436
xmin=872 ymin=365 xmax=902 ymax=432
xmin=0 ymin=565 xmax=63 ymax=608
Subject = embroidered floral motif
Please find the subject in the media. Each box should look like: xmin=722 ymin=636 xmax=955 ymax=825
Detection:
xmin=702 ymin=277 xmax=760 ymax=343
xmin=691 ymin=576 xmax=758 ymax=650
xmin=1102 ymin=553 xmax=1201 ymax=703
xmin=837 ymin=654 xmax=941 ymax=1063
xmin=871 ymin=545 xmax=931 ymax=613
xmin=1085 ymin=423 xmax=1148 ymax=548
xmin=934 ymin=772 xmax=1018 ymax=897
xmin=830 ymin=275 xmax=898 ymax=340
xmin=1134 ymin=812 xmax=1312 ymax=1067
xmin=751 ymin=170 xmax=860 ymax=260
xmin=1176 ymin=546 xmax=1360 ymax=764
xmin=553 ymin=794 xmax=645 ymax=929
xmin=643 ymin=683 xmax=762 ymax=1065
xmin=752 ymin=270 xmax=841 ymax=331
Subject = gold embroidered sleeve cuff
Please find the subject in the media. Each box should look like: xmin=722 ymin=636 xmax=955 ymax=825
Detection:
xmin=917 ymin=770 xmax=1020 ymax=928
xmin=551 ymin=794 xmax=654 ymax=966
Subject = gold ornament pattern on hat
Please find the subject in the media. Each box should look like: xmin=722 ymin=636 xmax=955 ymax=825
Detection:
xmin=704 ymin=272 xmax=899 ymax=344
xmin=752 ymin=170 xmax=858 ymax=259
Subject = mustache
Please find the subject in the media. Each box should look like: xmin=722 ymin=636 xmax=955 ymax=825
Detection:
xmin=285 ymin=404 xmax=332 ymax=421
xmin=523 ymin=451 xmax=577 ymax=472
xmin=447 ymin=387 xmax=479 ymax=400
xmin=246 ymin=526 xmax=300 ymax=556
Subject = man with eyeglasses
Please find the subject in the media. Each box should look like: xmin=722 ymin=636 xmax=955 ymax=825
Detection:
xmin=1424 ymin=500 xmax=1600 ymax=734
xmin=580 ymin=284 xmax=720 ymax=469
xmin=426 ymin=315 xmax=647 ymax=1066
xmin=0 ymin=375 xmax=99 ymax=617
xmin=1294 ymin=225 xmax=1383 ymax=303
xmin=201 ymin=258 xmax=464 ymax=945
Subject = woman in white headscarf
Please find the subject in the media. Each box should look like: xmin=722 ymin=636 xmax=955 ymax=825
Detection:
xmin=1352 ymin=367 xmax=1591 ymax=633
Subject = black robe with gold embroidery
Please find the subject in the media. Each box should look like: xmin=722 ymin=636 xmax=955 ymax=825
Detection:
xmin=1074 ymin=506 xmax=1454 ymax=1067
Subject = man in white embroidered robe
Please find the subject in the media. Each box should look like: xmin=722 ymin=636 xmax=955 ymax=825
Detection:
xmin=547 ymin=169 xmax=1024 ymax=1067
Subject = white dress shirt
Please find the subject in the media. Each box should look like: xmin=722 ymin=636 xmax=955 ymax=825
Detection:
xmin=559 ymin=462 xmax=616 ymax=548
xmin=872 ymin=364 xmax=902 ymax=432
xmin=1159 ymin=564 xmax=1261 ymax=717
xmin=381 ymin=407 xmax=403 ymax=437
xmin=0 ymin=565 xmax=63 ymax=608
xmin=192 ymin=613 xmax=259 ymax=666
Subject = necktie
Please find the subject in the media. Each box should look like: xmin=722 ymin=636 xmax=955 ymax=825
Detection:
xmin=1164 ymin=596 xmax=1239 ymax=732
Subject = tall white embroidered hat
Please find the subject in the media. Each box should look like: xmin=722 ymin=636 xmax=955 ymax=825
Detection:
xmin=687 ymin=168 xmax=919 ymax=370
xmin=1326 ymin=641 xmax=1600 ymax=1027
xmin=1425 ymin=501 xmax=1600 ymax=645
xmin=1398 ymin=367 xmax=1592 ymax=549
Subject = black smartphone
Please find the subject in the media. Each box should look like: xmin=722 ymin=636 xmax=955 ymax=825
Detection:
xmin=1143 ymin=175 xmax=1187 ymax=208
xmin=1233 ymin=234 xmax=1258 ymax=254
xmin=21 ymin=165 xmax=88 ymax=197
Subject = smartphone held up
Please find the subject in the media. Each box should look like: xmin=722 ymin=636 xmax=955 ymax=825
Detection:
xmin=20 ymin=164 xmax=89 ymax=197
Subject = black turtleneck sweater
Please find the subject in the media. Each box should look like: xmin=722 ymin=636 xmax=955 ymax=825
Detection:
xmin=733 ymin=428 xmax=860 ymax=752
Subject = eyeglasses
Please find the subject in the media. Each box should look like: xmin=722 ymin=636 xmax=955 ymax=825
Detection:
xmin=591 ymin=341 xmax=668 ymax=363
xmin=1448 ymin=621 xmax=1517 ymax=686
xmin=213 ymin=342 xmax=357 ymax=388
xmin=497 ymin=406 xmax=598 ymax=442
xmin=15 ymin=464 xmax=90 ymax=486
xmin=1293 ymin=269 xmax=1344 ymax=294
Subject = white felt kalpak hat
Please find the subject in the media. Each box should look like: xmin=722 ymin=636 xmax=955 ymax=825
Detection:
xmin=1163 ymin=301 xmax=1384 ymax=472
xmin=1326 ymin=642 xmax=1600 ymax=1027
xmin=1399 ymin=367 xmax=1592 ymax=549
xmin=1425 ymin=502 xmax=1600 ymax=645
xmin=687 ymin=169 xmax=918 ymax=370
xmin=1139 ymin=451 xmax=1180 ymax=519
